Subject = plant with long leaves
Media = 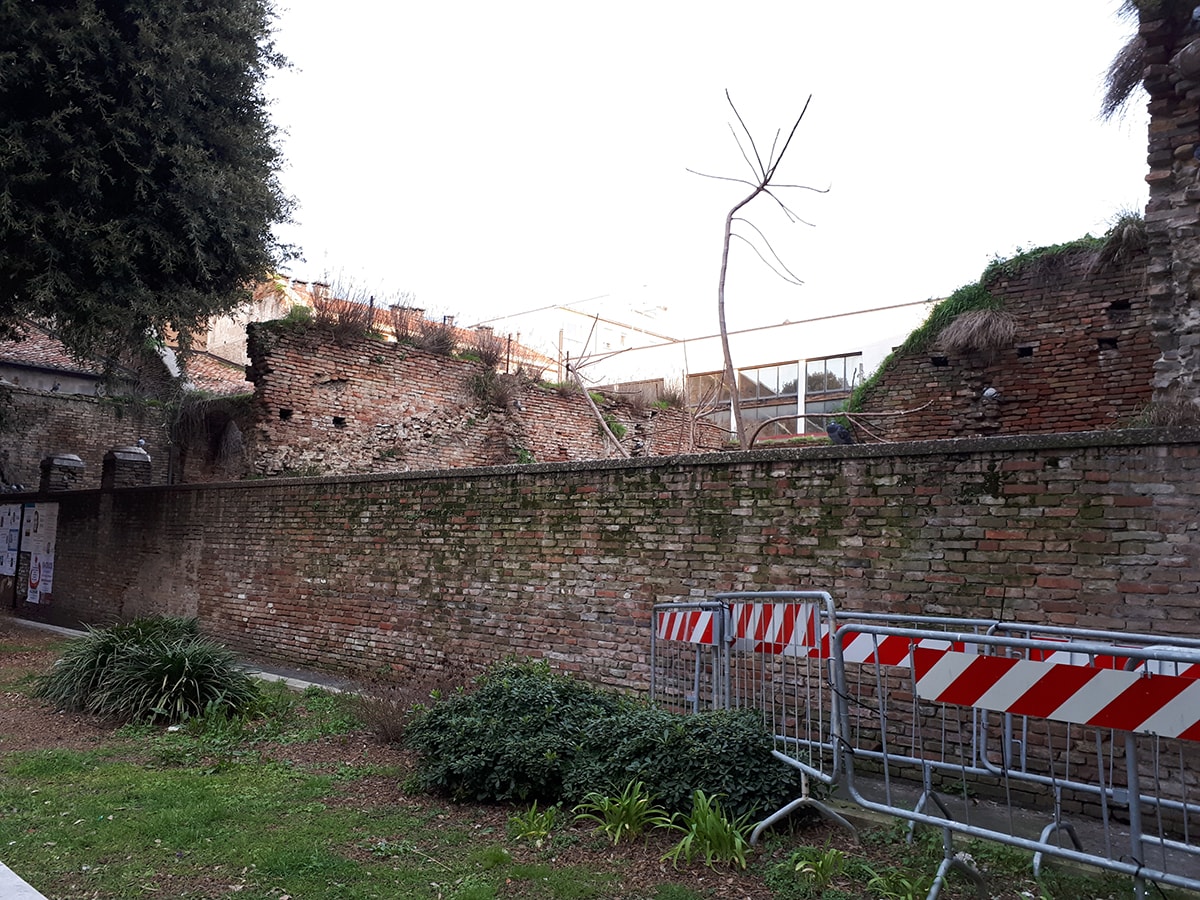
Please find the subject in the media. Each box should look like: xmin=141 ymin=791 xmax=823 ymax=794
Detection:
xmin=573 ymin=779 xmax=672 ymax=845
xmin=661 ymin=789 xmax=753 ymax=870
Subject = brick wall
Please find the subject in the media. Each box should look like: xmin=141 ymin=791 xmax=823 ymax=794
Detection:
xmin=1141 ymin=8 xmax=1200 ymax=406
xmin=27 ymin=429 xmax=1200 ymax=691
xmin=244 ymin=322 xmax=701 ymax=476
xmin=0 ymin=387 xmax=173 ymax=489
xmin=852 ymin=250 xmax=1156 ymax=440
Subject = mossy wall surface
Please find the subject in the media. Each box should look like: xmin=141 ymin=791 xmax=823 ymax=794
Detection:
xmin=23 ymin=429 xmax=1200 ymax=688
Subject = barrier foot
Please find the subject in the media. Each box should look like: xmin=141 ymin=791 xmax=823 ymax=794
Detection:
xmin=1032 ymin=821 xmax=1082 ymax=878
xmin=927 ymin=850 xmax=986 ymax=900
xmin=749 ymin=796 xmax=859 ymax=846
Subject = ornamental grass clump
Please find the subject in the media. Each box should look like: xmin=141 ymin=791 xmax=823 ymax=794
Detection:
xmin=34 ymin=617 xmax=258 ymax=724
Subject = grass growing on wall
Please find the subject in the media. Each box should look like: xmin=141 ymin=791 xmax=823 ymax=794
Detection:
xmin=844 ymin=231 xmax=1120 ymax=415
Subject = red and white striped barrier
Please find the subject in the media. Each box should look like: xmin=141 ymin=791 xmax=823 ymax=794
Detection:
xmin=655 ymin=608 xmax=720 ymax=645
xmin=816 ymin=631 xmax=977 ymax=667
xmin=914 ymin=648 xmax=1200 ymax=741
xmin=728 ymin=601 xmax=818 ymax=656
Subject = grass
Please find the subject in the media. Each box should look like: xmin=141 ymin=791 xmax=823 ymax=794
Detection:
xmin=3 ymin=629 xmax=1186 ymax=900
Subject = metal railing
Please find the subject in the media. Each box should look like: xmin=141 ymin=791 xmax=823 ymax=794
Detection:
xmin=649 ymin=591 xmax=1200 ymax=899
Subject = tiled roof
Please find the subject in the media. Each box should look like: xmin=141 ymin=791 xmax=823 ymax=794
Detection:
xmin=186 ymin=353 xmax=253 ymax=397
xmin=0 ymin=327 xmax=105 ymax=376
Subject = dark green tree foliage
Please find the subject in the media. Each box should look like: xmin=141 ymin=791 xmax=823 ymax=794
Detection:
xmin=0 ymin=0 xmax=291 ymax=356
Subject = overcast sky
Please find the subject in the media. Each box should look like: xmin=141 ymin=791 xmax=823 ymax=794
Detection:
xmin=266 ymin=0 xmax=1149 ymax=337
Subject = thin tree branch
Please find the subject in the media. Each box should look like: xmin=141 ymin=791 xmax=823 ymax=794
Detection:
xmin=729 ymin=230 xmax=804 ymax=286
xmin=764 ymin=94 xmax=812 ymax=181
xmin=685 ymin=168 xmax=759 ymax=189
xmin=728 ymin=123 xmax=762 ymax=182
xmin=567 ymin=362 xmax=630 ymax=459
xmin=726 ymin=89 xmax=766 ymax=179
xmin=761 ymin=190 xmax=816 ymax=227
xmin=730 ymin=220 xmax=805 ymax=284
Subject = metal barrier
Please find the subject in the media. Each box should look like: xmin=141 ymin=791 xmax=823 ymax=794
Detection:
xmin=649 ymin=594 xmax=1200 ymax=898
xmin=834 ymin=622 xmax=1200 ymax=899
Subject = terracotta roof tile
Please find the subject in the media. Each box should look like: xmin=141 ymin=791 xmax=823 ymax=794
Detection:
xmin=186 ymin=353 xmax=253 ymax=397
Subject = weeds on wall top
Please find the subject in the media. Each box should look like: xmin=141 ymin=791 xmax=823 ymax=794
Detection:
xmin=845 ymin=218 xmax=1143 ymax=415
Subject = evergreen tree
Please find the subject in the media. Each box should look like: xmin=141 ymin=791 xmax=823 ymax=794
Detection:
xmin=0 ymin=0 xmax=292 ymax=357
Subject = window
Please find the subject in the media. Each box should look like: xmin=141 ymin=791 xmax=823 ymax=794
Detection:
xmin=803 ymin=353 xmax=862 ymax=433
xmin=688 ymin=354 xmax=862 ymax=440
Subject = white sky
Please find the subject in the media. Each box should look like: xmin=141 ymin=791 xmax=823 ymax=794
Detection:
xmin=266 ymin=0 xmax=1149 ymax=339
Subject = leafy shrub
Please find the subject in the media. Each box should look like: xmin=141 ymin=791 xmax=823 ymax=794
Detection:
xmin=33 ymin=617 xmax=199 ymax=712
xmin=406 ymin=661 xmax=802 ymax=820
xmin=34 ymin=617 xmax=258 ymax=724
xmin=404 ymin=659 xmax=628 ymax=803
xmin=564 ymin=705 xmax=803 ymax=818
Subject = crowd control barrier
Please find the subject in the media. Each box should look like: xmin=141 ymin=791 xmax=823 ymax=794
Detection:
xmin=649 ymin=592 xmax=1200 ymax=899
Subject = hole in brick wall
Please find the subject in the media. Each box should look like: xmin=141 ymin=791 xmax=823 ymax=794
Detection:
xmin=1108 ymin=299 xmax=1132 ymax=318
xmin=1017 ymin=346 xmax=1034 ymax=358
xmin=332 ymin=416 xmax=347 ymax=428
xmin=279 ymin=408 xmax=293 ymax=420
xmin=930 ymin=355 xmax=949 ymax=367
xmin=1098 ymin=337 xmax=1118 ymax=351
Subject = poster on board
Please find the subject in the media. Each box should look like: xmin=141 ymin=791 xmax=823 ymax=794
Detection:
xmin=21 ymin=502 xmax=58 ymax=604
xmin=0 ymin=504 xmax=20 ymax=577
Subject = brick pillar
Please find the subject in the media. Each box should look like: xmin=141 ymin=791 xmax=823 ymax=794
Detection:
xmin=101 ymin=446 xmax=152 ymax=489
xmin=1141 ymin=11 xmax=1200 ymax=408
xmin=39 ymin=453 xmax=85 ymax=493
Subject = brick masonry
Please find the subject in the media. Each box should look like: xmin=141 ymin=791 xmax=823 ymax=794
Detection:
xmin=1141 ymin=8 xmax=1200 ymax=406
xmin=0 ymin=387 xmax=173 ymax=489
xmin=24 ymin=429 xmax=1200 ymax=693
xmin=853 ymin=249 xmax=1156 ymax=440
xmin=244 ymin=321 xmax=708 ymax=476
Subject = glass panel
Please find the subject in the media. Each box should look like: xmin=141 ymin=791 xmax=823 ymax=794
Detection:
xmin=779 ymin=362 xmax=799 ymax=398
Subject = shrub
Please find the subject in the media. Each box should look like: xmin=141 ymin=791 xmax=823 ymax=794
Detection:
xmin=564 ymin=705 xmax=803 ymax=819
xmin=403 ymin=659 xmax=628 ymax=803
xmin=33 ymin=617 xmax=200 ymax=712
xmin=405 ymin=661 xmax=802 ymax=820
xmin=34 ymin=617 xmax=258 ymax=724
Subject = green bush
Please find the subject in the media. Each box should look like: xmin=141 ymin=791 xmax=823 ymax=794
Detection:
xmin=564 ymin=705 xmax=802 ymax=819
xmin=34 ymin=617 xmax=258 ymax=724
xmin=405 ymin=660 xmax=802 ymax=819
xmin=403 ymin=659 xmax=628 ymax=803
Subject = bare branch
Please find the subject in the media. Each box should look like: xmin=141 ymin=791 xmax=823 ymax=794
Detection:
xmin=685 ymin=168 xmax=760 ymax=189
xmin=726 ymin=90 xmax=766 ymax=180
xmin=727 ymin=123 xmax=763 ymax=182
xmin=764 ymin=94 xmax=812 ymax=181
xmin=729 ymin=233 xmax=803 ymax=285
xmin=769 ymin=182 xmax=830 ymax=194
xmin=761 ymin=189 xmax=816 ymax=227
xmin=730 ymin=221 xmax=805 ymax=285
xmin=568 ymin=363 xmax=630 ymax=459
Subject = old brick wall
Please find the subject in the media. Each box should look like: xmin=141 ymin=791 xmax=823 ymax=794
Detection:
xmin=853 ymin=250 xmax=1155 ymax=440
xmin=1141 ymin=8 xmax=1200 ymax=407
xmin=0 ymin=387 xmax=173 ymax=489
xmin=244 ymin=322 xmax=700 ymax=476
xmin=28 ymin=429 xmax=1200 ymax=692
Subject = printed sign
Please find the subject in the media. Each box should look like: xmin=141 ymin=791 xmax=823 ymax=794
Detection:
xmin=20 ymin=502 xmax=58 ymax=604
xmin=0 ymin=504 xmax=20 ymax=577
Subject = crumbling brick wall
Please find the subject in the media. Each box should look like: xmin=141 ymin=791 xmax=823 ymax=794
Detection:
xmin=244 ymin=322 xmax=702 ymax=475
xmin=850 ymin=249 xmax=1155 ymax=440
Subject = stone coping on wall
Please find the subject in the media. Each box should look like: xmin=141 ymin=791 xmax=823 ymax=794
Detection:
xmin=19 ymin=426 xmax=1198 ymax=500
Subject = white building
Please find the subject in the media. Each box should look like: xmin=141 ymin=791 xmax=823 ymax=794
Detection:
xmin=476 ymin=294 xmax=935 ymax=440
